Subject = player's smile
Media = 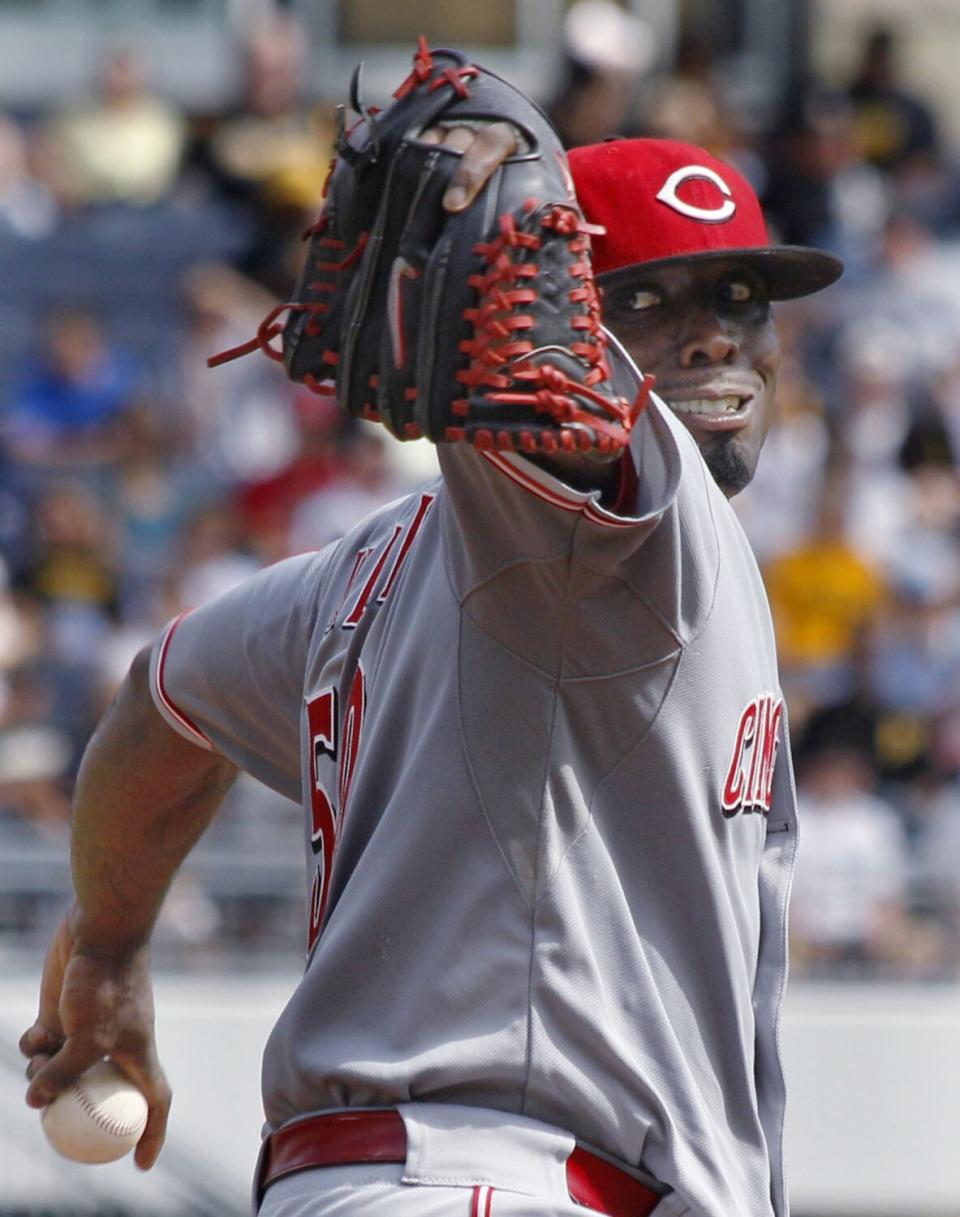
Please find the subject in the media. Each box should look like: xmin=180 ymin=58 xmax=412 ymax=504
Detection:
xmin=658 ymin=388 xmax=754 ymax=431
xmin=602 ymin=257 xmax=781 ymax=495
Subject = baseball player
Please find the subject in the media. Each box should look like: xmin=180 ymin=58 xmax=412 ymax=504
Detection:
xmin=21 ymin=50 xmax=842 ymax=1217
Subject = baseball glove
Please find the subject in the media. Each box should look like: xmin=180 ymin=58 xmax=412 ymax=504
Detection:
xmin=209 ymin=38 xmax=650 ymax=455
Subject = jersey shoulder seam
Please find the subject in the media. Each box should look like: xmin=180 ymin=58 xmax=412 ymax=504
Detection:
xmin=533 ymin=646 xmax=684 ymax=904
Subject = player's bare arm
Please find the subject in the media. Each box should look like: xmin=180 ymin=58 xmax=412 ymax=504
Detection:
xmin=19 ymin=646 xmax=238 ymax=1169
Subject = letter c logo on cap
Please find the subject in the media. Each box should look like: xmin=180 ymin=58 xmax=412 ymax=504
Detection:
xmin=656 ymin=165 xmax=736 ymax=223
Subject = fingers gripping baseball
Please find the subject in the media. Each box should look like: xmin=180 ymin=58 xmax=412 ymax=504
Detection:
xmin=20 ymin=915 xmax=171 ymax=1169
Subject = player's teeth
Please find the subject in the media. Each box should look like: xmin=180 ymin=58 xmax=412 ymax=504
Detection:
xmin=667 ymin=396 xmax=742 ymax=414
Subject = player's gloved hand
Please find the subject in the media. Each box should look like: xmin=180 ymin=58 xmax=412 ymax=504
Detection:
xmin=20 ymin=910 xmax=171 ymax=1170
xmin=423 ymin=122 xmax=625 ymax=494
xmin=208 ymin=42 xmax=649 ymax=455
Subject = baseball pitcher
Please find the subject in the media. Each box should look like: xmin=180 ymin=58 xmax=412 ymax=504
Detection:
xmin=22 ymin=42 xmax=842 ymax=1217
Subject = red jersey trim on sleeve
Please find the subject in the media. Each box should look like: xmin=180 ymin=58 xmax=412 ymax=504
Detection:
xmin=609 ymin=451 xmax=640 ymax=516
xmin=154 ymin=614 xmax=215 ymax=751
xmin=481 ymin=450 xmax=642 ymax=529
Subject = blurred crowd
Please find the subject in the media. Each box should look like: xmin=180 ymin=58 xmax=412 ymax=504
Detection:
xmin=1 ymin=6 xmax=959 ymax=978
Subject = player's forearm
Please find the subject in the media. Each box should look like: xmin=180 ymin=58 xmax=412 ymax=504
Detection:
xmin=68 ymin=646 xmax=238 ymax=957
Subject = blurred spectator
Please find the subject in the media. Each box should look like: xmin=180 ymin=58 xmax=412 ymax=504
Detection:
xmin=642 ymin=32 xmax=732 ymax=151
xmin=733 ymin=320 xmax=830 ymax=563
xmin=108 ymin=402 xmax=210 ymax=617
xmin=762 ymin=83 xmax=889 ymax=272
xmin=172 ymin=502 xmax=260 ymax=612
xmin=891 ymin=446 xmax=960 ymax=597
xmin=872 ymin=709 xmax=939 ymax=796
xmin=2 ymin=306 xmax=141 ymax=472
xmin=930 ymin=355 xmax=960 ymax=462
xmin=838 ymin=329 xmax=912 ymax=472
xmin=198 ymin=13 xmax=334 ymax=294
xmin=14 ymin=482 xmax=128 ymax=773
xmin=20 ymin=482 xmax=120 ymax=668
xmin=889 ymin=149 xmax=960 ymax=237
xmin=546 ymin=0 xmax=654 ymax=147
xmin=0 ymin=113 xmax=58 ymax=239
xmin=764 ymin=464 xmax=887 ymax=710
xmin=867 ymin=460 xmax=960 ymax=717
xmin=845 ymin=26 xmax=940 ymax=173
xmin=39 ymin=45 xmax=186 ymax=208
xmin=237 ymin=389 xmax=340 ymax=563
xmin=0 ymin=443 xmax=35 ymax=578
xmin=790 ymin=721 xmax=914 ymax=976
xmin=840 ymin=211 xmax=960 ymax=386
xmin=828 ymin=333 xmax=914 ymax=574
xmin=289 ymin=426 xmax=407 ymax=552
xmin=868 ymin=585 xmax=960 ymax=721
xmin=915 ymin=779 xmax=960 ymax=964
xmin=0 ymin=664 xmax=73 ymax=842
xmin=0 ymin=555 xmax=40 ymax=677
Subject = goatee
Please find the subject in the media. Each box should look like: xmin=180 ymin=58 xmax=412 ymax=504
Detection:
xmin=703 ymin=436 xmax=755 ymax=498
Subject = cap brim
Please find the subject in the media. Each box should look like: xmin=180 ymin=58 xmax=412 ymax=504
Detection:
xmin=597 ymin=245 xmax=844 ymax=301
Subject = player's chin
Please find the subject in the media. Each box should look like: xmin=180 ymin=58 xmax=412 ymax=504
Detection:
xmin=698 ymin=432 xmax=759 ymax=498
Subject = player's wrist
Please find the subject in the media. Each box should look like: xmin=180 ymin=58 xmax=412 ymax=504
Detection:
xmin=66 ymin=904 xmax=153 ymax=964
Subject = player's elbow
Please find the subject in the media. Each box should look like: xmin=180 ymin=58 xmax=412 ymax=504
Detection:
xmin=109 ymin=643 xmax=238 ymax=791
xmin=96 ymin=642 xmax=163 ymax=746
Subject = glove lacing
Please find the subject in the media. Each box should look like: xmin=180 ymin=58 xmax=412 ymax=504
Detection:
xmin=447 ymin=203 xmax=648 ymax=453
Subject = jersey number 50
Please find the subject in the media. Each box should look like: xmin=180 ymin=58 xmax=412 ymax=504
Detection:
xmin=305 ymin=664 xmax=366 ymax=957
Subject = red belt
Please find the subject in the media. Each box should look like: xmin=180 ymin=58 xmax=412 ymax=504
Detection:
xmin=255 ymin=1109 xmax=660 ymax=1216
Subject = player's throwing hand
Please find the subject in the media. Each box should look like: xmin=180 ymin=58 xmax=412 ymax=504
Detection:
xmin=21 ymin=909 xmax=172 ymax=1169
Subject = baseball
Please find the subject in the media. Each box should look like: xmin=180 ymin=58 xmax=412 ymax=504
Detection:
xmin=41 ymin=1059 xmax=148 ymax=1164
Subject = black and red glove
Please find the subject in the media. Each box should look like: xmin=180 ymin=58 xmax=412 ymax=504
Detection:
xmin=210 ymin=39 xmax=650 ymax=456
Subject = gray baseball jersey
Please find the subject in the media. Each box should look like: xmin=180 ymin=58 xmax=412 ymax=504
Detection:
xmin=150 ymin=369 xmax=797 ymax=1217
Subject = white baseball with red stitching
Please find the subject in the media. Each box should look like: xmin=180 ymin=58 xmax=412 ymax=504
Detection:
xmin=41 ymin=1060 xmax=148 ymax=1164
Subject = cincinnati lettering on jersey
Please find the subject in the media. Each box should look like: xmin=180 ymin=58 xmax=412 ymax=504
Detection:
xmin=306 ymin=491 xmax=435 ymax=955
xmin=721 ymin=693 xmax=784 ymax=818
xmin=326 ymin=492 xmax=435 ymax=633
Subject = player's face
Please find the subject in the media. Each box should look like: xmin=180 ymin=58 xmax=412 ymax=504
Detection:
xmin=603 ymin=259 xmax=781 ymax=497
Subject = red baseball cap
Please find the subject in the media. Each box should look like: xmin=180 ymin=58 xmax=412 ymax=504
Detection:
xmin=568 ymin=138 xmax=843 ymax=299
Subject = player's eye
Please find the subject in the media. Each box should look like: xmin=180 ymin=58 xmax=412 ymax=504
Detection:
xmin=616 ymin=288 xmax=662 ymax=313
xmin=721 ymin=279 xmax=754 ymax=304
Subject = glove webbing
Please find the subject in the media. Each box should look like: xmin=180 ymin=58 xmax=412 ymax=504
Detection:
xmin=446 ymin=203 xmax=647 ymax=454
xmin=205 ymin=214 xmax=368 ymax=382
